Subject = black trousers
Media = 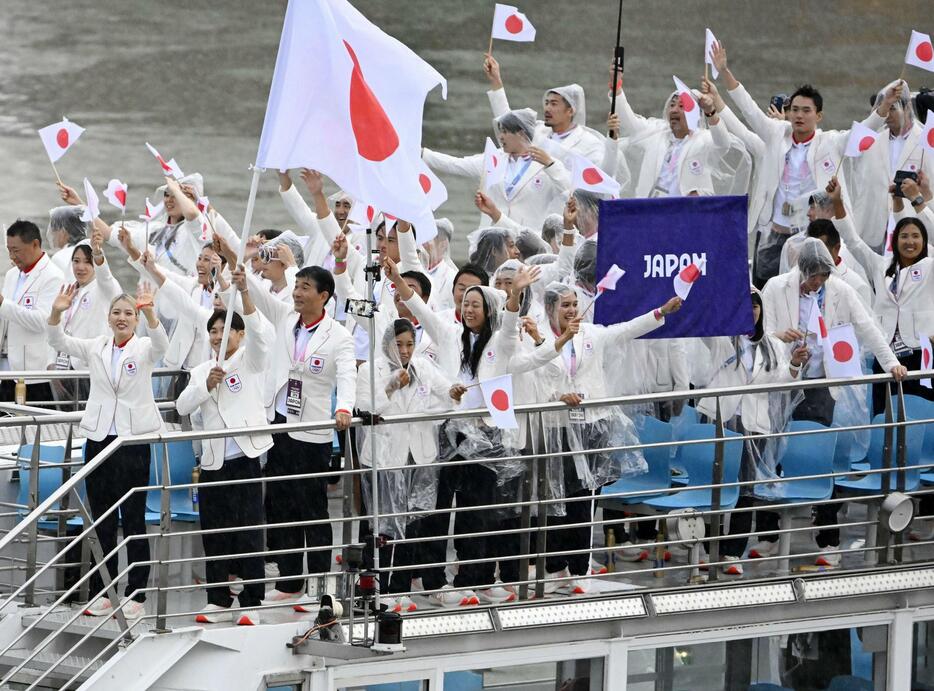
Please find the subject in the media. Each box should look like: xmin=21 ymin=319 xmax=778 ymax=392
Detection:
xmin=792 ymin=387 xmax=840 ymax=547
xmin=84 ymin=437 xmax=150 ymax=603
xmin=265 ymin=415 xmax=332 ymax=593
xmin=199 ymin=458 xmax=265 ymax=608
xmin=546 ymin=486 xmax=594 ymax=576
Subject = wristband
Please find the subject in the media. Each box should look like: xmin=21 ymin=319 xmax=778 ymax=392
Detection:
xmin=562 ymin=227 xmax=576 ymax=236
xmin=136 ymin=302 xmax=153 ymax=310
xmin=334 ymin=258 xmax=346 ymax=265
xmin=335 ymin=408 xmax=351 ymax=416
xmin=789 ymin=362 xmax=802 ymax=372
xmin=704 ymin=110 xmax=716 ymax=118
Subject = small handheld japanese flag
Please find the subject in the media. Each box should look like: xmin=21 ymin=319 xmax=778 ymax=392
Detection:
xmin=80 ymin=178 xmax=99 ymax=222
xmin=805 ymin=295 xmax=827 ymax=343
xmin=672 ymin=257 xmax=706 ymax=300
xmin=479 ymin=373 xmax=518 ymax=429
xmin=844 ymin=121 xmax=881 ymax=157
xmin=884 ymin=213 xmax=896 ymax=259
xmin=140 ymin=197 xmax=165 ymax=221
xmin=483 ymin=137 xmax=507 ymax=190
xmin=672 ymin=75 xmax=701 ymax=131
xmin=103 ymin=179 xmax=128 ymax=212
xmin=196 ymin=196 xmax=210 ymax=214
xmin=38 ymin=117 xmax=85 ymax=164
xmin=905 ymin=30 xmax=934 ymax=72
xmin=918 ymin=330 xmax=932 ymax=389
xmin=823 ymin=324 xmax=863 ymax=378
xmin=922 ymin=112 xmax=934 ymax=153
xmin=705 ymin=28 xmax=719 ymax=79
xmin=570 ymin=153 xmax=620 ymax=197
xmin=347 ymin=200 xmax=380 ymax=229
xmin=491 ymin=4 xmax=536 ymax=43
xmin=145 ymin=142 xmax=184 ymax=179
xmin=417 ymin=162 xmax=448 ymax=210
xmin=596 ymin=264 xmax=625 ymax=293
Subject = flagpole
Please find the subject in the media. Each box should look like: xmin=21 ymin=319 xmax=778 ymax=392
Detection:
xmin=610 ymin=0 xmax=623 ymax=115
xmin=49 ymin=160 xmax=63 ymax=187
xmin=488 ymin=34 xmax=494 ymax=57
xmin=217 ymin=166 xmax=262 ymax=367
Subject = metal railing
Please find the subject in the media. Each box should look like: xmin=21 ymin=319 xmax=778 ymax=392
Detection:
xmin=0 ymin=368 xmax=931 ymax=689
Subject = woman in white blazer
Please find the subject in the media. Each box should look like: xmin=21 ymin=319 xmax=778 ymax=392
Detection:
xmin=355 ymin=319 xmax=454 ymax=614
xmin=828 ymin=178 xmax=934 ymax=412
xmin=47 ymin=284 xmax=167 ymax=621
xmin=49 ymin=228 xmax=122 ymax=404
xmin=175 ymin=271 xmax=273 ymax=626
xmin=537 ymin=282 xmax=679 ymax=594
xmin=696 ymin=289 xmax=806 ymax=575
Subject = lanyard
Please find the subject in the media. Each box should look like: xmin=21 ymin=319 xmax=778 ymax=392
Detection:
xmin=504 ymin=157 xmax=533 ymax=198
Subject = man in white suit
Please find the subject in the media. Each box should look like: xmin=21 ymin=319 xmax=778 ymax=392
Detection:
xmin=0 ymin=220 xmax=64 ymax=405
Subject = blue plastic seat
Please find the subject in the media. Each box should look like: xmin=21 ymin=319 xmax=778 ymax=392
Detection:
xmin=836 ymin=414 xmax=924 ymax=493
xmin=150 ymin=442 xmax=199 ymax=522
xmin=642 ymin=424 xmax=743 ymax=512
xmin=827 ymin=675 xmax=873 ymax=691
xmin=757 ymin=421 xmax=836 ymax=502
xmin=600 ymin=416 xmax=673 ymax=506
xmin=17 ymin=444 xmax=84 ymax=530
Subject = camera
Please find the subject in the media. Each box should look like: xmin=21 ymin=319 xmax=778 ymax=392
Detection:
xmin=771 ymin=93 xmax=789 ymax=113
xmin=893 ymin=170 xmax=919 ymax=199
xmin=257 ymin=244 xmax=276 ymax=263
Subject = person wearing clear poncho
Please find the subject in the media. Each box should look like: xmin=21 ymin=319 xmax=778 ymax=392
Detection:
xmin=47 ymin=205 xmax=89 ymax=281
xmin=419 ymin=267 xmax=575 ymax=607
xmin=695 ymin=288 xmax=807 ymax=575
xmin=571 ymin=239 xmax=598 ymax=324
xmin=537 ymin=282 xmax=681 ymax=595
xmin=354 ymin=319 xmax=455 ymax=614
xmin=468 ymin=226 xmax=519 ymax=277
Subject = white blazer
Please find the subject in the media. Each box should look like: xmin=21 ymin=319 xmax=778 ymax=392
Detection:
xmin=833 ymin=214 xmax=934 ymax=349
xmin=256 ymin=292 xmax=356 ymax=443
xmin=422 ymin=147 xmax=571 ymax=231
xmin=0 ymin=253 xmax=65 ymax=375
xmin=109 ymin=216 xmax=203 ymax=277
xmin=696 ymin=335 xmax=794 ymax=434
xmin=614 ymin=92 xmax=732 ymax=198
xmin=50 ymin=240 xmax=90 ymax=283
xmin=54 ymin=259 xmax=123 ymax=370
xmin=762 ymin=268 xmax=900 ymax=392
xmin=175 ymin=310 xmax=275 ymax=470
xmin=47 ymin=322 xmax=168 ymax=441
xmin=356 ymin=355 xmax=453 ymax=468
xmin=718 ymin=104 xmax=771 ymax=234
xmin=278 ymin=185 xmax=336 ymax=269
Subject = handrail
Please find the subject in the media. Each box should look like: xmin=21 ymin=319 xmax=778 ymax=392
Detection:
xmin=0 ymin=367 xmax=187 ymax=382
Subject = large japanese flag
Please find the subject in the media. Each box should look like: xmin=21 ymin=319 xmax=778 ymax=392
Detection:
xmin=417 ymin=161 xmax=447 ymax=211
xmin=491 ymin=4 xmax=536 ymax=42
xmin=479 ymin=373 xmax=518 ymax=429
xmin=672 ymin=75 xmax=701 ymax=131
xmin=922 ymin=112 xmax=934 ymax=153
xmin=570 ymin=153 xmax=620 ymax=197
xmin=256 ymin=0 xmax=446 ymax=226
xmin=905 ymin=30 xmax=934 ymax=72
xmin=919 ymin=331 xmax=933 ymax=389
xmin=37 ymin=117 xmax=85 ymax=163
xmin=844 ymin=121 xmax=881 ymax=158
xmin=823 ymin=324 xmax=863 ymax=378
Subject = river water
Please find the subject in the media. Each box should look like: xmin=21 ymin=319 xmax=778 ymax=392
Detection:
xmin=0 ymin=0 xmax=929 ymax=273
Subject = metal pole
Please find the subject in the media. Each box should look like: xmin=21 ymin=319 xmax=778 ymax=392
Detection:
xmin=23 ymin=427 xmax=41 ymax=607
xmin=54 ymin=425 xmax=75 ymax=598
xmin=707 ymin=398 xmax=724 ymax=583
xmin=365 ymin=222 xmax=381 ymax=617
xmin=609 ymin=0 xmax=624 ymax=116
xmin=534 ymin=411 xmax=548 ymax=600
xmin=155 ymin=442 xmax=172 ymax=632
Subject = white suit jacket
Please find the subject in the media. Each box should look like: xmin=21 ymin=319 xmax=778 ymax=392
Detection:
xmin=175 ymin=310 xmax=275 ymax=469
xmin=48 ymin=322 xmax=168 ymax=441
xmin=761 ymin=268 xmax=900 ymax=390
xmin=614 ymin=92 xmax=732 ymax=198
xmin=718 ymin=104 xmax=771 ymax=234
xmin=834 ymin=215 xmax=934 ymax=349
xmin=0 ymin=253 xmax=64 ymax=376
xmin=55 ymin=259 xmax=123 ymax=370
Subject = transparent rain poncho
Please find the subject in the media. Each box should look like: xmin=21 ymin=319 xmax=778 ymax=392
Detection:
xmin=356 ymin=319 xmax=451 ymax=539
xmin=496 ymin=108 xmax=537 ymax=142
xmin=544 ymin=84 xmax=587 ymax=127
xmin=539 ymin=282 xmax=648 ymax=492
xmin=47 ymin=205 xmax=88 ymax=249
xmin=797 ymin=237 xmax=836 ymax=278
xmin=468 ymin=227 xmax=515 ymax=276
xmin=515 ymin=228 xmax=551 ymax=261
xmin=262 ymin=229 xmax=306 ymax=268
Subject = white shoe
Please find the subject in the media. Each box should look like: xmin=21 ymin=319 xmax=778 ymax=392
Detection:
xmin=568 ymin=578 xmax=590 ymax=595
xmin=615 ymin=541 xmax=649 ymax=563
xmin=589 ymin=559 xmax=608 ymax=575
xmin=195 ymin=603 xmax=232 ymax=624
xmin=236 ymin=610 xmax=259 ymax=626
xmin=721 ymin=556 xmax=744 ymax=576
xmin=228 ymin=576 xmax=244 ymax=595
xmin=264 ymin=561 xmax=280 ymax=579
xmin=263 ymin=588 xmax=312 ymax=612
xmin=428 ymin=586 xmax=478 ymax=608
xmin=815 ymin=546 xmax=841 ymax=567
xmin=82 ymin=597 xmax=113 ymax=617
xmin=114 ymin=599 xmax=145 ymax=620
xmin=543 ymin=568 xmax=571 ymax=595
xmin=747 ymin=540 xmax=778 ymax=559
xmin=382 ymin=596 xmax=399 ymax=611
xmin=476 ymin=585 xmax=516 ymax=604
xmin=393 ymin=595 xmax=418 ymax=613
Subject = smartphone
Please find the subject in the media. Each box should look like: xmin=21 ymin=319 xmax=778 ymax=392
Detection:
xmin=771 ymin=94 xmax=788 ymax=113
xmin=894 ymin=170 xmax=919 ymax=199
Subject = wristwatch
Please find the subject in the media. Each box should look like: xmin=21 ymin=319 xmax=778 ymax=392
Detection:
xmin=912 ymin=195 xmax=925 ymax=207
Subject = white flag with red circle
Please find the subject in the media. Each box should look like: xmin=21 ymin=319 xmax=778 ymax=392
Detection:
xmin=145 ymin=142 xmax=184 ymax=179
xmin=805 ymin=295 xmax=827 ymax=344
xmin=569 ymin=153 xmax=620 ymax=197
xmin=491 ymin=4 xmax=535 ymax=42
xmin=596 ymin=264 xmax=625 ymax=293
xmin=884 ymin=212 xmax=896 ymax=259
xmin=348 ymin=200 xmax=380 ymax=229
xmin=919 ymin=331 xmax=933 ymax=389
xmin=196 ymin=196 xmax=210 ymax=214
xmin=80 ymin=178 xmax=100 ymax=222
xmin=672 ymin=75 xmax=700 ymax=131
xmin=37 ymin=117 xmax=85 ymax=164
xmin=905 ymin=30 xmax=934 ymax=72
xmin=479 ymin=373 xmax=518 ymax=429
xmin=704 ymin=28 xmax=719 ymax=79
xmin=823 ymin=323 xmax=863 ymax=378
xmin=140 ymin=197 xmax=165 ymax=221
xmin=417 ymin=161 xmax=447 ymax=210
xmin=844 ymin=121 xmax=881 ymax=158
xmin=673 ymin=257 xmax=706 ymax=300
xmin=103 ymin=179 xmax=128 ymax=212
xmin=483 ymin=137 xmax=507 ymax=190
xmin=922 ymin=112 xmax=934 ymax=153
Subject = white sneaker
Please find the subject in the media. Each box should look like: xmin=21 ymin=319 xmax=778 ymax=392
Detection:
xmin=263 ymin=588 xmax=312 ymax=612
xmin=382 ymin=596 xmax=399 ymax=612
xmin=394 ymin=595 xmax=418 ymax=613
xmin=748 ymin=540 xmax=778 ymax=559
xmin=543 ymin=568 xmax=571 ymax=595
xmin=195 ymin=603 xmax=232 ymax=624
xmin=721 ymin=556 xmax=744 ymax=576
xmin=568 ymin=578 xmax=590 ymax=595
xmin=264 ymin=561 xmax=280 ymax=579
xmin=82 ymin=597 xmax=113 ymax=617
xmin=228 ymin=576 xmax=244 ymax=595
xmin=476 ymin=585 xmax=516 ymax=604
xmin=815 ymin=546 xmax=841 ymax=567
xmin=236 ymin=610 xmax=259 ymax=626
xmin=114 ymin=599 xmax=145 ymax=620
xmin=428 ymin=585 xmax=478 ymax=608
xmin=615 ymin=541 xmax=649 ymax=562
xmin=590 ymin=559 xmax=608 ymax=575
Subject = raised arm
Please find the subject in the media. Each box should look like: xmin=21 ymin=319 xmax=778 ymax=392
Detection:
xmin=607 ymin=71 xmax=657 ymax=138
xmin=604 ymin=297 xmax=680 ymax=348
xmin=712 ymin=42 xmax=785 ymax=142
xmin=483 ymin=53 xmax=511 ymax=119
xmin=827 ymin=176 xmax=887 ymax=278
xmin=46 ymin=285 xmax=93 ymax=361
xmin=136 ymin=283 xmax=169 ymax=364
xmin=421 ymin=149 xmax=484 ymax=180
